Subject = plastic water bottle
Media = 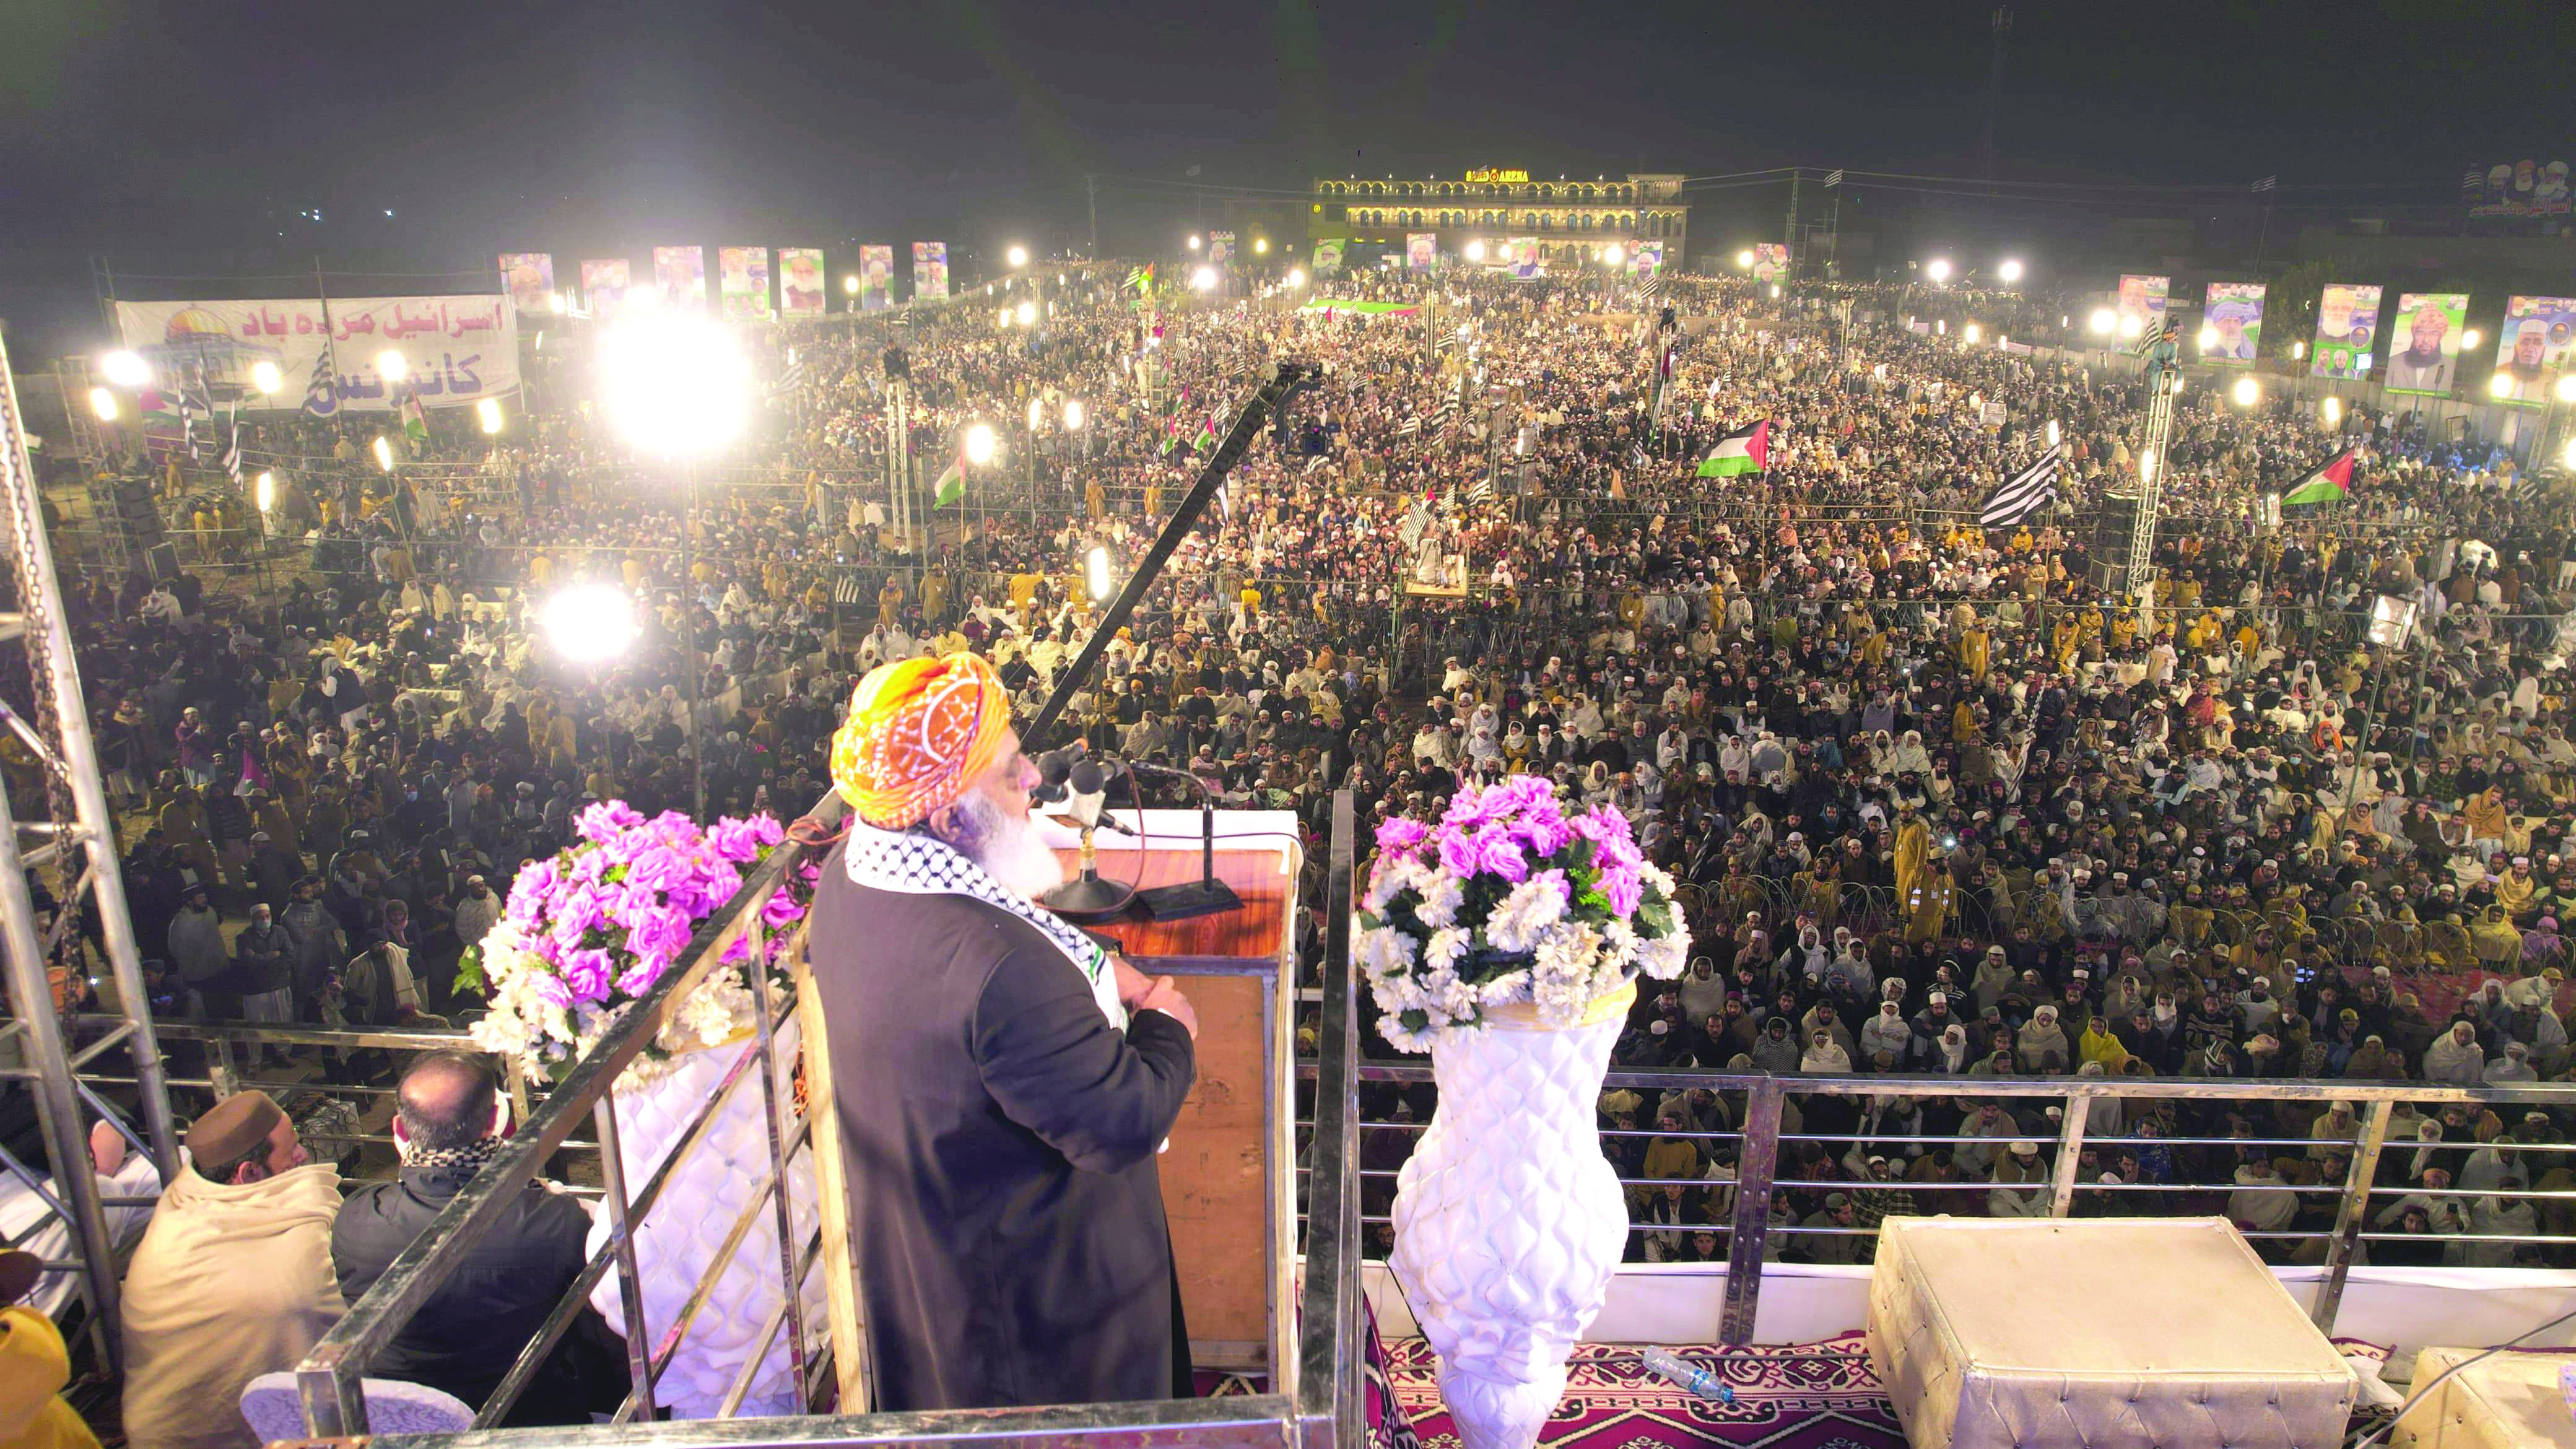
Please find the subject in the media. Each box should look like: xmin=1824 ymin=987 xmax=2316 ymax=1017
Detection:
xmin=1640 ymin=1346 xmax=1736 ymax=1405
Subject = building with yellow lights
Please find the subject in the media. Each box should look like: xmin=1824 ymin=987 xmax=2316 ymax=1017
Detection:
xmin=1308 ymin=169 xmax=1689 ymax=267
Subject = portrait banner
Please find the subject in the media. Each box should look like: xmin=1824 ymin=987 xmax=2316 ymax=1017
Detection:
xmin=2383 ymin=293 xmax=2468 ymax=396
xmin=1406 ymin=233 xmax=1436 ymax=271
xmin=2493 ymin=295 xmax=2576 ymax=405
xmin=2309 ymin=284 xmax=2382 ymax=380
xmin=1312 ymin=239 xmax=1344 ymax=277
xmin=2200 ymin=281 xmax=2265 ymax=365
xmin=1630 ymin=242 xmax=1664 ymax=276
xmin=777 ymin=248 xmax=826 ymax=317
xmin=2115 ymin=274 xmax=2169 ymax=336
xmin=116 ymin=297 xmax=519 ymax=413
xmin=1209 ymin=232 xmax=1234 ymax=267
xmin=580 ymin=259 xmax=630 ymax=324
xmin=498 ymin=253 xmax=554 ymax=315
xmin=859 ymin=245 xmax=895 ymax=311
xmin=718 ymin=246 xmax=772 ymax=322
xmin=912 ymin=242 xmax=949 ymax=299
xmin=1752 ymin=243 xmax=1790 ymax=282
xmin=653 ymin=246 xmax=707 ymax=309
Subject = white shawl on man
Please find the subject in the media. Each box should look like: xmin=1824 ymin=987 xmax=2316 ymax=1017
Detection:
xmin=121 ymin=1163 xmax=344 ymax=1449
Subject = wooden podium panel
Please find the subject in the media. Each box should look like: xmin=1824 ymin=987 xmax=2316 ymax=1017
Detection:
xmin=1058 ymin=835 xmax=1298 ymax=1372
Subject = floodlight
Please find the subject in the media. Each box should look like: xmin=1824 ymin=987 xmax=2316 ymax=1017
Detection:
xmin=2322 ymin=396 xmax=2342 ymax=425
xmin=372 ymin=435 xmax=395 ymax=472
xmin=1925 ymin=258 xmax=1951 ymax=284
xmin=964 ymin=422 xmax=998 ymax=466
xmin=1285 ymin=268 xmax=1306 ymax=288
xmin=1016 ymin=300 xmax=1035 ymax=326
xmin=1191 ymin=266 xmax=1217 ymax=291
xmin=477 ymin=397 xmax=505 ymax=434
xmin=2198 ymin=326 xmax=2219 ymax=351
xmin=597 ymin=311 xmax=752 ymax=458
xmin=2232 ymin=376 xmax=2259 ymax=406
xmin=376 ymin=350 xmax=407 ymax=383
xmin=88 ymin=388 xmax=117 ymax=422
xmin=1603 ymin=244 xmax=1625 ymax=266
xmin=100 ymin=351 xmax=150 ymax=388
xmin=1086 ymin=545 xmax=1114 ymax=601
xmin=2087 ymin=309 xmax=2116 ymax=335
xmin=1997 ymin=258 xmax=2024 ymax=283
xmin=1063 ymin=399 xmax=1084 ymax=429
xmin=1464 ymin=240 xmax=1486 ymax=261
xmin=1006 ymin=245 xmax=1029 ymax=268
xmin=844 ymin=274 xmax=860 ymax=295
xmin=2490 ymin=372 xmax=2516 ymax=399
xmin=1254 ymin=238 xmax=1269 ymax=255
xmin=2045 ymin=419 xmax=2060 ymax=448
xmin=1962 ymin=323 xmax=1979 ymax=344
xmin=255 ymin=471 xmax=276 ymax=513
xmin=1188 ymin=234 xmax=1203 ymax=250
xmin=1736 ymin=249 xmax=1754 ymax=269
xmin=250 ymin=360 xmax=284 ymax=395
xmin=2557 ymin=374 xmax=2576 ymax=404
xmin=542 ymin=584 xmax=640 ymax=663
xmin=2461 ymin=328 xmax=2482 ymax=351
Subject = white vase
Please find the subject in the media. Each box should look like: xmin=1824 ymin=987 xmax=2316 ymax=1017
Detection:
xmin=1388 ymin=983 xmax=1634 ymax=1449
xmin=586 ymin=1015 xmax=824 ymax=1419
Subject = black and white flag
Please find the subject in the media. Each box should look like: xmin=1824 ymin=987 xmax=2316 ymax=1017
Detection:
xmin=1980 ymin=443 xmax=2062 ymax=528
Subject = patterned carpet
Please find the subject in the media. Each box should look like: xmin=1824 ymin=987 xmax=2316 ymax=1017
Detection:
xmin=1382 ymin=1333 xmax=1903 ymax=1449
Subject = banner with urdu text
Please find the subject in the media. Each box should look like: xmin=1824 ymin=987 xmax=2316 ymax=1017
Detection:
xmin=653 ymin=246 xmax=707 ymax=308
xmin=498 ymin=253 xmax=554 ymax=315
xmin=777 ymin=248 xmax=825 ymax=316
xmin=580 ymin=259 xmax=630 ymax=323
xmin=2308 ymin=283 xmax=2382 ymax=380
xmin=2494 ymin=295 xmax=2576 ymax=404
xmin=115 ymin=297 xmax=521 ymax=413
xmin=2200 ymin=282 xmax=2265 ymax=365
xmin=858 ymin=246 xmax=895 ymax=310
xmin=912 ymin=242 xmax=949 ymax=298
xmin=718 ymin=246 xmax=771 ymax=321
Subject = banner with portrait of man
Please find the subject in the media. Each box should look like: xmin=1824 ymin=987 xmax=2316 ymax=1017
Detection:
xmin=2199 ymin=281 xmax=2265 ymax=366
xmin=1312 ymin=239 xmax=1344 ymax=277
xmin=718 ymin=246 xmax=772 ymax=322
xmin=1406 ymin=233 xmax=1435 ymax=271
xmin=2115 ymin=274 xmax=2168 ymax=336
xmin=2383 ymin=293 xmax=2468 ymax=396
xmin=859 ymin=245 xmax=895 ymax=310
xmin=1208 ymin=232 xmax=1234 ymax=267
xmin=2492 ymin=295 xmax=2576 ymax=405
xmin=2308 ymin=283 xmax=2382 ymax=380
xmin=580 ymin=259 xmax=630 ymax=324
xmin=1752 ymin=243 xmax=1790 ymax=282
xmin=912 ymin=242 xmax=949 ymax=299
xmin=777 ymin=248 xmax=826 ymax=317
xmin=653 ymin=246 xmax=707 ymax=309
xmin=497 ymin=253 xmax=554 ymax=316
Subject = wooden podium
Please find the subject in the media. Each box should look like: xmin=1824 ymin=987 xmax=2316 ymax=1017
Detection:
xmin=1047 ymin=808 xmax=1303 ymax=1375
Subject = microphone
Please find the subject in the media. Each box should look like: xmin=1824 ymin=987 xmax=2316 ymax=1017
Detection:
xmin=1053 ymin=755 xmax=1136 ymax=835
xmin=1030 ymin=747 xmax=1078 ymax=805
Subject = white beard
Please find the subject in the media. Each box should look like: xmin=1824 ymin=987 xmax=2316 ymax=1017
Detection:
xmin=940 ymin=792 xmax=1068 ymax=902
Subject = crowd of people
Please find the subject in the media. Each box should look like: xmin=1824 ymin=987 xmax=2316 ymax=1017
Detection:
xmin=9 ymin=255 xmax=2576 ymax=1431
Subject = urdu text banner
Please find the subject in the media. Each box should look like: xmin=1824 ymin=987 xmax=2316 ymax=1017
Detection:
xmin=115 ymin=297 xmax=521 ymax=412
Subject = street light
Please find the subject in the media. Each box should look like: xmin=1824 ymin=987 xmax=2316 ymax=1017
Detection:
xmin=1925 ymin=258 xmax=1952 ymax=284
xmin=1190 ymin=265 xmax=1217 ymax=291
xmin=542 ymin=584 xmax=640 ymax=664
xmin=376 ymin=350 xmax=407 ymax=383
xmin=2087 ymin=308 xmax=2117 ymax=336
xmin=1006 ymin=245 xmax=1029 ymax=269
xmin=1603 ymin=243 xmax=1625 ymax=267
xmin=477 ymin=396 xmax=505 ymax=435
xmin=963 ymin=422 xmax=999 ymax=466
xmin=100 ymin=350 xmax=150 ymax=388
xmin=372 ymin=435 xmax=395 ymax=472
xmin=87 ymin=388 xmax=117 ymax=422
xmin=1464 ymin=240 xmax=1486 ymax=262
xmin=2490 ymin=371 xmax=2516 ymax=399
xmin=1063 ymin=398 xmax=1084 ymax=429
xmin=1736 ymin=249 xmax=1754 ymax=270
xmin=254 ymin=471 xmax=276 ymax=513
xmin=1998 ymin=258 xmax=2024 ymax=284
xmin=2232 ymin=376 xmax=2260 ymax=407
xmin=250 ymin=360 xmax=284 ymax=396
xmin=598 ymin=311 xmax=753 ymax=457
xmin=1085 ymin=545 xmax=1115 ymax=601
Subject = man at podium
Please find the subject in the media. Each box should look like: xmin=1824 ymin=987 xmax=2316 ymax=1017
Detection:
xmin=807 ymin=652 xmax=1200 ymax=1409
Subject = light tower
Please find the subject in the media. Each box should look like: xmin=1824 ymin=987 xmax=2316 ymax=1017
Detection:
xmin=2126 ymin=318 xmax=2183 ymax=597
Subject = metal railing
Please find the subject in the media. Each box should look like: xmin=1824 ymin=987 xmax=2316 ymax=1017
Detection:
xmin=262 ymin=786 xmax=1367 ymax=1447
xmin=1308 ymin=1058 xmax=2576 ymax=1342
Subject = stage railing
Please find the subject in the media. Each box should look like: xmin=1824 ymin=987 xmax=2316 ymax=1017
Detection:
xmin=1306 ymin=1060 xmax=2576 ymax=1342
xmin=265 ymin=788 xmax=1367 ymax=1448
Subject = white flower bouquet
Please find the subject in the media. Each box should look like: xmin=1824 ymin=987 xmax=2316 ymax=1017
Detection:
xmin=1356 ymin=776 xmax=1690 ymax=1051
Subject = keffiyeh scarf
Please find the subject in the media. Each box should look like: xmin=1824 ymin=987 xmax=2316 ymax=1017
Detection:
xmin=843 ymin=820 xmax=1126 ymax=1031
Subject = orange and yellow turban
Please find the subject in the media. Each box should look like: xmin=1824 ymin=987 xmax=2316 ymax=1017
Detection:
xmin=830 ymin=653 xmax=1012 ymax=829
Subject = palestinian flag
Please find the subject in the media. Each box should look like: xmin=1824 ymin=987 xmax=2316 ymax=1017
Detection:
xmin=398 ymin=386 xmax=430 ymax=444
xmin=2279 ymin=446 xmax=2356 ymax=507
xmin=1695 ymin=419 xmax=1769 ymax=477
xmin=932 ymin=452 xmax=965 ymax=508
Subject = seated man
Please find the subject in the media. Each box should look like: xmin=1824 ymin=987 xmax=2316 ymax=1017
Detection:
xmin=121 ymin=1092 xmax=343 ymax=1449
xmin=331 ymin=1052 xmax=622 ymax=1423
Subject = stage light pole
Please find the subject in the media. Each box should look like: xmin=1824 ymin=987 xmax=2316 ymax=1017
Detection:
xmin=597 ymin=310 xmax=751 ymax=818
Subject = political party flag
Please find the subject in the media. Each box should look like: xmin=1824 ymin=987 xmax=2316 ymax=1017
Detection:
xmin=1695 ymin=419 xmax=1769 ymax=477
xmin=303 ymin=337 xmax=339 ymax=418
xmin=1980 ymin=443 xmax=2062 ymax=527
xmin=932 ymin=453 xmax=965 ymax=509
xmin=220 ymin=406 xmax=243 ymax=485
xmin=2279 ymin=446 xmax=2357 ymax=507
xmin=398 ymin=387 xmax=430 ymax=443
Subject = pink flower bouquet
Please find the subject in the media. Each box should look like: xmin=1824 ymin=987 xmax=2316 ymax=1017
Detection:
xmin=1356 ymin=776 xmax=1690 ymax=1051
xmin=463 ymin=801 xmax=807 ymax=1088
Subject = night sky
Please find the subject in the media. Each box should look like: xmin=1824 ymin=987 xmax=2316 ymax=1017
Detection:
xmin=1 ymin=0 xmax=2565 ymax=354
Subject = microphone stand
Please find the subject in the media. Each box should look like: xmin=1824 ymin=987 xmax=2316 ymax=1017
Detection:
xmin=1129 ymin=760 xmax=1243 ymax=921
